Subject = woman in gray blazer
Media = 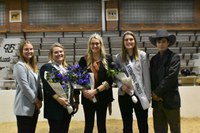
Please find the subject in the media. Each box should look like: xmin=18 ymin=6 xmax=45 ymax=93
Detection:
xmin=13 ymin=40 xmax=43 ymax=133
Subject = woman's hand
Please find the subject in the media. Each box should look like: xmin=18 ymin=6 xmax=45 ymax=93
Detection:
xmin=82 ymin=89 xmax=96 ymax=101
xmin=35 ymin=100 xmax=42 ymax=110
xmin=121 ymin=84 xmax=132 ymax=95
xmin=57 ymin=97 xmax=70 ymax=107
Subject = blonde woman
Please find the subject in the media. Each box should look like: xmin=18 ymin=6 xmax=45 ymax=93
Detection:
xmin=13 ymin=40 xmax=43 ymax=133
xmin=40 ymin=43 xmax=79 ymax=133
xmin=78 ymin=33 xmax=114 ymax=133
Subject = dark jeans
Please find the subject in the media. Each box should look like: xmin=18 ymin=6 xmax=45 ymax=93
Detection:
xmin=48 ymin=113 xmax=71 ymax=133
xmin=153 ymin=102 xmax=180 ymax=133
xmin=119 ymin=94 xmax=149 ymax=133
xmin=16 ymin=109 xmax=39 ymax=133
xmin=83 ymin=102 xmax=108 ymax=133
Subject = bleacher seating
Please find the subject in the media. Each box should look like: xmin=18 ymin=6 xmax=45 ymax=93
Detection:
xmin=181 ymin=47 xmax=197 ymax=54
xmin=39 ymin=50 xmax=49 ymax=56
xmin=146 ymin=47 xmax=158 ymax=54
xmin=176 ymin=35 xmax=190 ymax=42
xmin=1 ymin=30 xmax=200 ymax=89
xmin=64 ymin=32 xmax=82 ymax=38
xmin=194 ymin=42 xmax=199 ymax=47
xmin=83 ymin=31 xmax=101 ymax=37
xmin=26 ymin=32 xmax=44 ymax=38
xmin=169 ymin=47 xmax=180 ymax=54
xmin=183 ymin=53 xmax=191 ymax=60
xmin=177 ymin=41 xmax=194 ymax=47
xmin=34 ymin=49 xmax=39 ymax=56
xmin=44 ymin=32 xmax=63 ymax=38
xmin=60 ymin=37 xmax=75 ymax=44
xmin=26 ymin=38 xmax=42 ymax=43
xmin=35 ymin=30 xmax=199 ymax=70
xmin=0 ymin=33 xmax=6 ymax=38
xmin=37 ymin=56 xmax=49 ymax=63
xmin=102 ymin=31 xmax=120 ymax=37
xmin=143 ymin=41 xmax=154 ymax=48
xmin=192 ymin=53 xmax=200 ymax=59
xmin=178 ymin=53 xmax=183 ymax=60
xmin=74 ymin=42 xmax=87 ymax=49
xmin=42 ymin=37 xmax=59 ymax=44
xmin=7 ymin=33 xmax=24 ymax=38
xmin=40 ymin=43 xmax=53 ymax=50
xmin=32 ymin=43 xmax=41 ymax=50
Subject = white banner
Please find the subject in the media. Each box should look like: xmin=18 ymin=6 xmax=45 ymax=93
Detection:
xmin=125 ymin=63 xmax=150 ymax=110
xmin=0 ymin=38 xmax=20 ymax=89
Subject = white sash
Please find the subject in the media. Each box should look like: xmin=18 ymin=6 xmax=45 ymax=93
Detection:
xmin=125 ymin=57 xmax=150 ymax=110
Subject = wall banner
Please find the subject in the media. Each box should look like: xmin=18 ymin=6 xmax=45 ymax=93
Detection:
xmin=0 ymin=38 xmax=21 ymax=89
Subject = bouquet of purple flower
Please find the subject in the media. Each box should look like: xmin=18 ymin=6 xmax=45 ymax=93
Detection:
xmin=67 ymin=64 xmax=91 ymax=89
xmin=44 ymin=69 xmax=73 ymax=114
xmin=67 ymin=64 xmax=97 ymax=103
xmin=108 ymin=62 xmax=138 ymax=103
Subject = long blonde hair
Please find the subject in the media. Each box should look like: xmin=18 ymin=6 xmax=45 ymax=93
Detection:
xmin=121 ymin=31 xmax=139 ymax=63
xmin=86 ymin=33 xmax=108 ymax=70
xmin=48 ymin=42 xmax=68 ymax=67
xmin=18 ymin=40 xmax=38 ymax=73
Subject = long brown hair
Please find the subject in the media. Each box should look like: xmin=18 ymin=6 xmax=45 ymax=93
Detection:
xmin=121 ymin=31 xmax=139 ymax=63
xmin=18 ymin=40 xmax=38 ymax=72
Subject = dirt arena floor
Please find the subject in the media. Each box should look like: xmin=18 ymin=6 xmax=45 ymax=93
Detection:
xmin=0 ymin=118 xmax=200 ymax=133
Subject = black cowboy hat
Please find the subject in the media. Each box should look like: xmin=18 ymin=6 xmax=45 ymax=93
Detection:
xmin=149 ymin=29 xmax=176 ymax=47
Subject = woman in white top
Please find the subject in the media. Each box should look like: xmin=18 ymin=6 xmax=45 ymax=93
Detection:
xmin=113 ymin=31 xmax=151 ymax=133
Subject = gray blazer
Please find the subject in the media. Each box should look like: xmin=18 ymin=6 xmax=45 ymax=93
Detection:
xmin=113 ymin=50 xmax=151 ymax=101
xmin=13 ymin=61 xmax=42 ymax=116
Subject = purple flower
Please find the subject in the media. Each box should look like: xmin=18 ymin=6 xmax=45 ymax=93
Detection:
xmin=45 ymin=69 xmax=70 ymax=93
xmin=63 ymin=75 xmax=68 ymax=82
xmin=74 ymin=64 xmax=80 ymax=69
xmin=67 ymin=64 xmax=91 ymax=88
xmin=56 ymin=73 xmax=63 ymax=80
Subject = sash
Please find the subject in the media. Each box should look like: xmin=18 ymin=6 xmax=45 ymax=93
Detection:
xmin=125 ymin=57 xmax=150 ymax=110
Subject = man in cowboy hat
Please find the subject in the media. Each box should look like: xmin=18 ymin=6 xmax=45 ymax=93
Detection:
xmin=149 ymin=29 xmax=181 ymax=133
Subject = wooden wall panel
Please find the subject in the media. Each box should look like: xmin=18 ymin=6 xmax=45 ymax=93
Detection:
xmin=23 ymin=24 xmax=102 ymax=32
xmin=1 ymin=0 xmax=199 ymax=33
xmin=7 ymin=0 xmax=22 ymax=32
xmin=106 ymin=0 xmax=118 ymax=31
xmin=195 ymin=0 xmax=200 ymax=23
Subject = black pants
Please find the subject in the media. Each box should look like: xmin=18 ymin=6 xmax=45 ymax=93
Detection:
xmin=48 ymin=114 xmax=71 ymax=133
xmin=16 ymin=109 xmax=39 ymax=133
xmin=119 ymin=94 xmax=149 ymax=133
xmin=83 ymin=102 xmax=108 ymax=133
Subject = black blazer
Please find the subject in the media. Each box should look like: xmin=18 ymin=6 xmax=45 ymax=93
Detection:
xmin=40 ymin=63 xmax=78 ymax=120
xmin=79 ymin=55 xmax=114 ymax=105
xmin=150 ymin=49 xmax=181 ymax=109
